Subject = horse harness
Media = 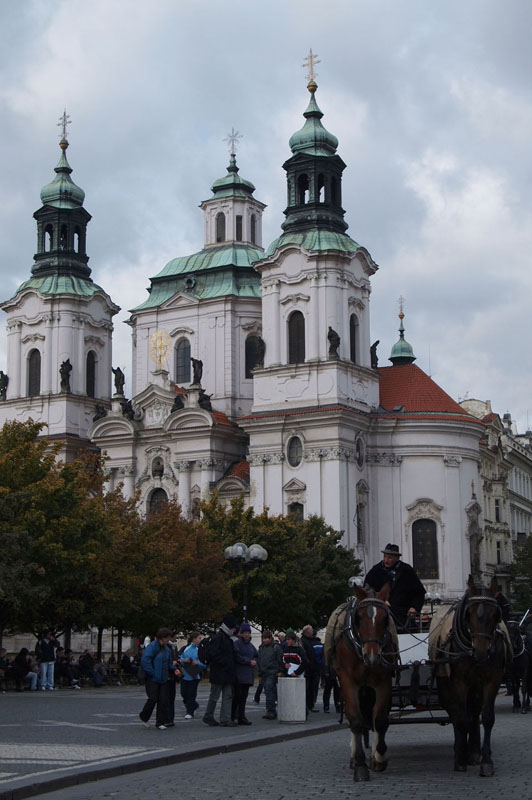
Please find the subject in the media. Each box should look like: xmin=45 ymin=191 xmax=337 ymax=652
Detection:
xmin=342 ymin=595 xmax=396 ymax=668
xmin=451 ymin=593 xmax=504 ymax=660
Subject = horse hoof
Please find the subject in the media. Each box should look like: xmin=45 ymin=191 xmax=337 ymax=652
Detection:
xmin=468 ymin=754 xmax=481 ymax=766
xmin=479 ymin=763 xmax=494 ymax=778
xmin=354 ymin=766 xmax=370 ymax=782
xmin=370 ymin=758 xmax=388 ymax=773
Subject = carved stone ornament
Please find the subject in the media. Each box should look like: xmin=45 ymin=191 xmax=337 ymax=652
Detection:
xmin=248 ymin=452 xmax=284 ymax=466
xmin=443 ymin=455 xmax=462 ymax=467
xmin=174 ymin=460 xmax=192 ymax=472
xmin=367 ymin=453 xmax=404 ymax=466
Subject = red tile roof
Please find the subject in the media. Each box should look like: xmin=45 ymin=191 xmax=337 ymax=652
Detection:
xmin=378 ymin=364 xmax=479 ymax=417
xmin=227 ymin=460 xmax=250 ymax=480
xmin=212 ymin=410 xmax=234 ymax=427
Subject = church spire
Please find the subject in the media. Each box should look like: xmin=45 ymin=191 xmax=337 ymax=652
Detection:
xmin=389 ymin=297 xmax=416 ymax=365
xmin=281 ymin=51 xmax=347 ymax=235
xmin=32 ymin=112 xmax=92 ymax=280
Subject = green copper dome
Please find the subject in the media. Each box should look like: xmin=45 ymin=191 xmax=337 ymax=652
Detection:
xmin=40 ymin=138 xmax=85 ymax=209
xmin=389 ymin=313 xmax=416 ymax=365
xmin=209 ymin=154 xmax=256 ymax=199
xmin=288 ymin=81 xmax=339 ymax=157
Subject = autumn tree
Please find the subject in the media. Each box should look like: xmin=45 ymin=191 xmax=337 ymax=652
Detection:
xmin=200 ymin=495 xmax=360 ymax=630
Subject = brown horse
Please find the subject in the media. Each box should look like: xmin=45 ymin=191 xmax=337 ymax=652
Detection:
xmin=327 ymin=583 xmax=396 ymax=782
xmin=429 ymin=575 xmax=511 ymax=776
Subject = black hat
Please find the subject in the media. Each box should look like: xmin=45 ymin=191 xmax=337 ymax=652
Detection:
xmin=382 ymin=543 xmax=401 ymax=557
xmin=222 ymin=613 xmax=238 ymax=630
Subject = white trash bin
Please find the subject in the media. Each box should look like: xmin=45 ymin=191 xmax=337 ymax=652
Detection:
xmin=277 ymin=676 xmax=306 ymax=723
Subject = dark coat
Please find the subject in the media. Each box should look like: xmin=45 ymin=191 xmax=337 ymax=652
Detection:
xmin=208 ymin=628 xmax=236 ymax=685
xmin=365 ymin=560 xmax=426 ymax=627
xmin=233 ymin=638 xmax=258 ymax=685
xmin=282 ymin=644 xmax=308 ymax=677
xmin=257 ymin=641 xmax=284 ymax=677
xmin=301 ymin=635 xmax=321 ymax=677
xmin=35 ymin=637 xmax=60 ymax=662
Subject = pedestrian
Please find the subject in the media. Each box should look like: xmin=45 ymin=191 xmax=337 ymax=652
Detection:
xmin=365 ymin=543 xmax=426 ymax=630
xmin=231 ymin=623 xmax=258 ymax=725
xmin=180 ymin=631 xmax=206 ymax=719
xmin=257 ymin=629 xmax=284 ymax=720
xmin=35 ymin=631 xmax=61 ymax=691
xmin=139 ymin=627 xmax=176 ymax=730
xmin=202 ymin=613 xmax=238 ymax=727
xmin=165 ymin=631 xmax=182 ymax=727
xmin=300 ymin=625 xmax=321 ymax=712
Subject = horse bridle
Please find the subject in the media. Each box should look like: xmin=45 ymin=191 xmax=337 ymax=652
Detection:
xmin=453 ymin=594 xmax=502 ymax=658
xmin=344 ymin=595 xmax=395 ymax=667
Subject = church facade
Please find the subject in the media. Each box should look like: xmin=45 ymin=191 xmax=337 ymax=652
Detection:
xmin=0 ymin=79 xmax=494 ymax=601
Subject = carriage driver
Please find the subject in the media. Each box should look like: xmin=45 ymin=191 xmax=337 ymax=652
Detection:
xmin=365 ymin=544 xmax=426 ymax=630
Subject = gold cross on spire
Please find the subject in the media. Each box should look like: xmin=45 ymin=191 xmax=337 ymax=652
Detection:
xmin=57 ymin=109 xmax=71 ymax=140
xmin=398 ymin=295 xmax=406 ymax=318
xmin=223 ymin=127 xmax=243 ymax=156
xmin=302 ymin=48 xmax=320 ymax=83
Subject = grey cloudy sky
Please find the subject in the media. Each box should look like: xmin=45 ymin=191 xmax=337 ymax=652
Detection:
xmin=1 ymin=0 xmax=531 ymax=428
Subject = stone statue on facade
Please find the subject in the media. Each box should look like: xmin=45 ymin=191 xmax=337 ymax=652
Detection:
xmin=370 ymin=340 xmax=380 ymax=370
xmin=112 ymin=366 xmax=125 ymax=395
xmin=60 ymin=359 xmax=72 ymax=393
xmin=120 ymin=397 xmax=135 ymax=421
xmin=191 ymin=357 xmax=203 ymax=386
xmin=256 ymin=336 xmax=266 ymax=368
xmin=328 ymin=327 xmax=340 ymax=359
xmin=171 ymin=392 xmax=185 ymax=412
xmin=0 ymin=371 xmax=8 ymax=401
xmin=93 ymin=404 xmax=107 ymax=422
xmin=198 ymin=389 xmax=213 ymax=411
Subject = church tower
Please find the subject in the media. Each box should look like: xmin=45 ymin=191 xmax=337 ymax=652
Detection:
xmin=241 ymin=56 xmax=380 ymax=545
xmin=0 ymin=114 xmax=119 ymax=459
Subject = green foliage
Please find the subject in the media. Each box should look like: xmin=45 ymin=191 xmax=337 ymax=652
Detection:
xmin=200 ymin=494 xmax=360 ymax=630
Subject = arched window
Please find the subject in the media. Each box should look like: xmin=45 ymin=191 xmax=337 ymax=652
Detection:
xmin=317 ymin=174 xmax=325 ymax=202
xmin=297 ymin=174 xmax=309 ymax=205
xmin=216 ymin=212 xmax=226 ymax=243
xmin=44 ymin=225 xmax=53 ymax=252
xmin=27 ymin=349 xmax=41 ymax=397
xmin=288 ymin=311 xmax=305 ymax=365
xmin=287 ymin=436 xmax=303 ymax=467
xmin=86 ymin=351 xmax=96 ymax=397
xmin=236 ymin=215 xmax=243 ymax=242
xmin=287 ymin=502 xmax=304 ymax=521
xmin=74 ymin=227 xmax=81 ymax=253
xmin=60 ymin=224 xmax=68 ymax=250
xmin=175 ymin=339 xmax=191 ymax=383
xmin=350 ymin=314 xmax=359 ymax=364
xmin=412 ymin=518 xmax=439 ymax=579
xmin=148 ymin=488 xmax=168 ymax=515
xmin=245 ymin=335 xmax=260 ymax=379
xmin=331 ymin=176 xmax=338 ymax=205
xmin=250 ymin=214 xmax=256 ymax=244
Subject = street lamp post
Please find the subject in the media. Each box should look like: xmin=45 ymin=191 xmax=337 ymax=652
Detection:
xmin=224 ymin=542 xmax=268 ymax=621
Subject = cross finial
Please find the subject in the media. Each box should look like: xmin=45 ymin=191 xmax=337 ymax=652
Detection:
xmin=58 ymin=109 xmax=71 ymax=141
xmin=398 ymin=295 xmax=406 ymax=318
xmin=223 ymin=127 xmax=243 ymax=156
xmin=302 ymin=48 xmax=320 ymax=83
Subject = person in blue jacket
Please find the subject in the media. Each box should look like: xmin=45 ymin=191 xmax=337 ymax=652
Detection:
xmin=139 ymin=627 xmax=177 ymax=730
xmin=180 ymin=631 xmax=207 ymax=719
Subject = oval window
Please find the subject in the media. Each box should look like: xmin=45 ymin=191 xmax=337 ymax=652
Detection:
xmin=287 ymin=437 xmax=303 ymax=467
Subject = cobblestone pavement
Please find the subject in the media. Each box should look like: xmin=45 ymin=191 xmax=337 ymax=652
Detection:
xmin=41 ymin=695 xmax=532 ymax=800
xmin=0 ymin=689 xmax=530 ymax=799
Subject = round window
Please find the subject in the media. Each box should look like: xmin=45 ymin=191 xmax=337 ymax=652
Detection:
xmin=287 ymin=436 xmax=303 ymax=467
xmin=355 ymin=437 xmax=365 ymax=469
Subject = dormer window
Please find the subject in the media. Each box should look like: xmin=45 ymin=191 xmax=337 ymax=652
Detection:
xmin=216 ymin=212 xmax=225 ymax=243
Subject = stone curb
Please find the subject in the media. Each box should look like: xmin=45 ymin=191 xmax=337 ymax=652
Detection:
xmin=0 ymin=722 xmax=344 ymax=800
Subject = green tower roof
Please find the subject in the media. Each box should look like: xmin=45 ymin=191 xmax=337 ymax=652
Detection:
xmin=208 ymin=154 xmax=256 ymax=200
xmin=288 ymin=80 xmax=339 ymax=157
xmin=40 ymin=138 xmax=85 ymax=209
xmin=389 ymin=312 xmax=416 ymax=365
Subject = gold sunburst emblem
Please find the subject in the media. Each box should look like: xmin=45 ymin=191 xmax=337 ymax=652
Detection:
xmin=149 ymin=330 xmax=171 ymax=371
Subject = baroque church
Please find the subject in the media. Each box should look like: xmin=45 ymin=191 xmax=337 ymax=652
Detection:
xmin=0 ymin=77 xmax=490 ymax=601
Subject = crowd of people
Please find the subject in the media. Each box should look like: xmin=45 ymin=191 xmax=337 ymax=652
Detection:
xmin=137 ymin=616 xmax=337 ymax=730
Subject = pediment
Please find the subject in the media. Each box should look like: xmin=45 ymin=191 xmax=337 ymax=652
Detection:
xmin=283 ymin=478 xmax=307 ymax=492
xmin=164 ymin=408 xmax=214 ymax=431
xmin=160 ymin=292 xmax=200 ymax=310
xmin=216 ymin=476 xmax=249 ymax=493
xmin=88 ymin=415 xmax=137 ymax=440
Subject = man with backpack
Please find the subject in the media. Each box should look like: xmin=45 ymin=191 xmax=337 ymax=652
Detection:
xmin=202 ymin=613 xmax=238 ymax=727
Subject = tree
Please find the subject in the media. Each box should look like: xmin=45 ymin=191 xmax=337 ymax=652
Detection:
xmin=200 ymin=495 xmax=360 ymax=630
xmin=127 ymin=501 xmax=233 ymax=635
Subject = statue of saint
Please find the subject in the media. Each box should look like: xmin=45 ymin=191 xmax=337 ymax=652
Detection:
xmin=370 ymin=340 xmax=380 ymax=370
xmin=191 ymin=357 xmax=203 ymax=386
xmin=60 ymin=359 xmax=72 ymax=392
xmin=328 ymin=327 xmax=340 ymax=359
xmin=198 ymin=389 xmax=213 ymax=411
xmin=112 ymin=366 xmax=125 ymax=395
xmin=0 ymin=370 xmax=8 ymax=401
xmin=256 ymin=337 xmax=266 ymax=368
xmin=93 ymin=404 xmax=107 ymax=422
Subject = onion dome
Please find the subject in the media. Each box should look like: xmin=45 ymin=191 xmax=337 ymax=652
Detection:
xmin=288 ymin=80 xmax=339 ymax=157
xmin=40 ymin=137 xmax=85 ymax=209
xmin=389 ymin=310 xmax=416 ymax=365
xmin=210 ymin=153 xmax=256 ymax=199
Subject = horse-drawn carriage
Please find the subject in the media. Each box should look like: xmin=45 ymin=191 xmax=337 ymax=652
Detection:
xmin=325 ymin=576 xmax=517 ymax=782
